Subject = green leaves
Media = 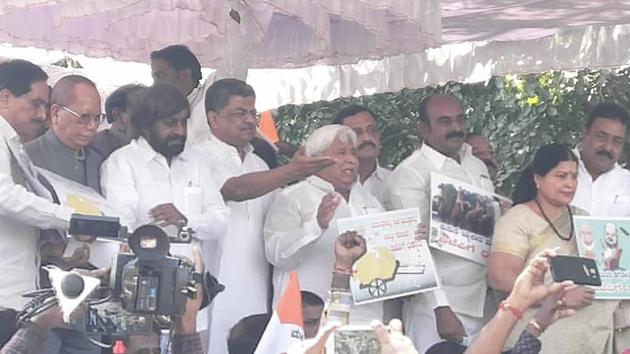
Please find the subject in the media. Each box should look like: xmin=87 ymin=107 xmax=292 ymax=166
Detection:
xmin=274 ymin=67 xmax=630 ymax=196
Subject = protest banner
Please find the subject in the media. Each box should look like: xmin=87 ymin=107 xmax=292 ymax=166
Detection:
xmin=429 ymin=172 xmax=511 ymax=265
xmin=337 ymin=208 xmax=439 ymax=305
xmin=575 ymin=216 xmax=630 ymax=299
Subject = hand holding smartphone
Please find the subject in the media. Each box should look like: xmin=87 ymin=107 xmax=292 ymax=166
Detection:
xmin=549 ymin=255 xmax=602 ymax=286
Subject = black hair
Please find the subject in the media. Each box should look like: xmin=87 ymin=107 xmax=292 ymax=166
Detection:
xmin=512 ymin=143 xmax=578 ymax=204
xmin=227 ymin=313 xmax=271 ymax=354
xmin=586 ymin=102 xmax=629 ymax=130
xmin=131 ymin=83 xmax=189 ymax=137
xmin=105 ymin=84 xmax=146 ymax=124
xmin=301 ymin=290 xmax=324 ymax=308
xmin=51 ymin=75 xmax=97 ymax=107
xmin=332 ymin=104 xmax=379 ymax=125
xmin=204 ymin=78 xmax=255 ymax=113
xmin=0 ymin=59 xmax=48 ymax=97
xmin=418 ymin=94 xmax=460 ymax=124
xmin=150 ymin=45 xmax=202 ymax=86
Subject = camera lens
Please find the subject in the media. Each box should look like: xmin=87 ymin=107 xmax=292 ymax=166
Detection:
xmin=61 ymin=273 xmax=85 ymax=299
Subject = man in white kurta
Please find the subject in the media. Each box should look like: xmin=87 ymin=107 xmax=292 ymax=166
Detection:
xmin=100 ymin=85 xmax=229 ymax=338
xmin=569 ymin=102 xmax=630 ymax=352
xmin=0 ymin=60 xmax=73 ymax=309
xmin=194 ymin=78 xmax=337 ymax=353
xmin=265 ymin=125 xmax=384 ymax=324
xmin=194 ymin=130 xmax=273 ymax=347
xmin=387 ymin=94 xmax=494 ymax=353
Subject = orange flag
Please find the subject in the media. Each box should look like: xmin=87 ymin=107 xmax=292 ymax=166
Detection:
xmin=254 ymin=272 xmax=304 ymax=353
xmin=259 ymin=111 xmax=280 ymax=144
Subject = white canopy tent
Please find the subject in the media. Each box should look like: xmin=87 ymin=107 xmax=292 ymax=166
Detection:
xmin=1 ymin=0 xmax=630 ymax=109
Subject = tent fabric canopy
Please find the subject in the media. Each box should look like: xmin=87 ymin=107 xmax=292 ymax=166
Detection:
xmin=2 ymin=0 xmax=630 ymax=109
xmin=0 ymin=0 xmax=440 ymax=70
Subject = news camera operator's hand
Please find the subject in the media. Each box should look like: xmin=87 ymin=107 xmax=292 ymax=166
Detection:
xmin=335 ymin=230 xmax=367 ymax=268
xmin=32 ymin=304 xmax=64 ymax=331
xmin=317 ymin=193 xmax=342 ymax=229
xmin=174 ymin=246 xmax=204 ymax=335
xmin=63 ymin=243 xmax=90 ymax=269
xmin=505 ymin=248 xmax=575 ymax=312
xmin=150 ymin=203 xmax=187 ymax=228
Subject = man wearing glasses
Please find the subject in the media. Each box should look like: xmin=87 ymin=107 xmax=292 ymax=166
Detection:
xmin=25 ymin=75 xmax=105 ymax=193
xmin=23 ymin=75 xmax=105 ymax=354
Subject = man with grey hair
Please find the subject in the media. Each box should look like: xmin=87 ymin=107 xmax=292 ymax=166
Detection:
xmin=264 ymin=124 xmax=384 ymax=323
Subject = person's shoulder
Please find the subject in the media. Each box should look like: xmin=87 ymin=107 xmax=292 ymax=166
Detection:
xmin=23 ymin=133 xmax=45 ymax=155
xmin=279 ymin=179 xmax=310 ymax=197
xmin=570 ymin=205 xmax=589 ymax=216
xmin=246 ymin=150 xmax=271 ymax=171
xmin=501 ymin=203 xmax=534 ymax=219
xmin=189 ymin=139 xmax=218 ymax=160
xmin=103 ymin=140 xmax=137 ymax=164
xmin=389 ymin=149 xmax=429 ymax=183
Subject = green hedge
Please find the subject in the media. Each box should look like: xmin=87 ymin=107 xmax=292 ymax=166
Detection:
xmin=275 ymin=67 xmax=630 ymax=196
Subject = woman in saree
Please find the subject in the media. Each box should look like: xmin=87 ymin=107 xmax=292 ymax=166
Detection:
xmin=488 ymin=143 xmax=618 ymax=354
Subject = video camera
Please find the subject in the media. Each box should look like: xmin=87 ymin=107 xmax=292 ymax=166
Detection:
xmin=68 ymin=214 xmax=193 ymax=243
xmin=20 ymin=214 xmax=224 ymax=338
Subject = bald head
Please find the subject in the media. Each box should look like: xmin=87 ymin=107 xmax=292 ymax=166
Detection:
xmin=51 ymin=75 xmax=97 ymax=107
xmin=49 ymin=75 xmax=102 ymax=150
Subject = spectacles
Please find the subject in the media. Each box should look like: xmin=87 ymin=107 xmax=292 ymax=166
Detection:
xmin=59 ymin=105 xmax=105 ymax=126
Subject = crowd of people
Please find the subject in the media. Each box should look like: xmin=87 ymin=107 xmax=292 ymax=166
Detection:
xmin=0 ymin=43 xmax=629 ymax=354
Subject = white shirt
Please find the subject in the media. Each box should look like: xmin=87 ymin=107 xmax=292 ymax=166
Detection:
xmin=264 ymin=175 xmax=384 ymax=323
xmin=362 ymin=164 xmax=392 ymax=210
xmin=572 ymin=149 xmax=630 ymax=217
xmin=192 ymin=133 xmax=273 ymax=354
xmin=185 ymin=80 xmax=211 ymax=148
xmin=387 ymin=143 xmax=494 ymax=317
xmin=100 ymin=137 xmax=229 ymax=256
xmin=0 ymin=116 xmax=73 ymax=308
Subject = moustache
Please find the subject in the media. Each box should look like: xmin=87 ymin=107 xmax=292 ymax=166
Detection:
xmin=596 ymin=150 xmax=613 ymax=160
xmin=446 ymin=131 xmax=466 ymax=139
xmin=358 ymin=142 xmax=377 ymax=150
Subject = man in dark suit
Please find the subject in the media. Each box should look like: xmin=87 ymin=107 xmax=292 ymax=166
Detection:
xmin=25 ymin=75 xmax=105 ymax=194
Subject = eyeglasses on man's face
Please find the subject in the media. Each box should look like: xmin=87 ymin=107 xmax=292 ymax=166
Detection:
xmin=59 ymin=105 xmax=105 ymax=126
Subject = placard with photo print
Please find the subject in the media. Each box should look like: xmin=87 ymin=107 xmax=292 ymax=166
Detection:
xmin=429 ymin=172 xmax=511 ymax=265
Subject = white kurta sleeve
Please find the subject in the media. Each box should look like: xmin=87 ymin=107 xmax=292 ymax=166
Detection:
xmin=0 ymin=143 xmax=72 ymax=229
xmin=187 ymin=165 xmax=230 ymax=241
xmin=100 ymin=153 xmax=141 ymax=231
xmin=388 ymin=165 xmax=450 ymax=309
xmin=264 ymin=191 xmax=323 ymax=269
